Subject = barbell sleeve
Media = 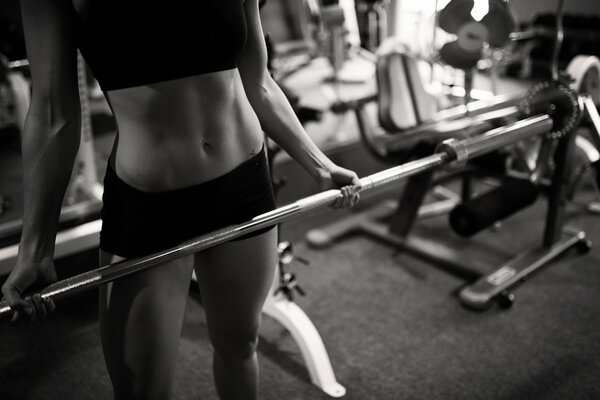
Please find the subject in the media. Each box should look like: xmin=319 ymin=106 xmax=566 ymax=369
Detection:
xmin=436 ymin=114 xmax=553 ymax=169
xmin=0 ymin=115 xmax=553 ymax=323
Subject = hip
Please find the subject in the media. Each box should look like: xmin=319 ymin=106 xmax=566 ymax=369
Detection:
xmin=100 ymin=145 xmax=277 ymax=258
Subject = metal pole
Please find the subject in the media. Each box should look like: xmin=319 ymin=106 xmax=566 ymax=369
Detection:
xmin=439 ymin=114 xmax=553 ymax=164
xmin=0 ymin=115 xmax=553 ymax=323
xmin=551 ymin=0 xmax=566 ymax=82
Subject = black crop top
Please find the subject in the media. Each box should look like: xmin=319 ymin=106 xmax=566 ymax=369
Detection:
xmin=75 ymin=0 xmax=247 ymax=91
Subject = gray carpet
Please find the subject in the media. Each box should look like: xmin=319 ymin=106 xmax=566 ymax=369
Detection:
xmin=1 ymin=191 xmax=600 ymax=399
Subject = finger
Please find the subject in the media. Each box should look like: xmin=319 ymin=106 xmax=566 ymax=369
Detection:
xmin=339 ymin=176 xmax=354 ymax=188
xmin=23 ymin=296 xmax=37 ymax=323
xmin=332 ymin=196 xmax=342 ymax=209
xmin=11 ymin=310 xmax=21 ymax=323
xmin=32 ymin=294 xmax=47 ymax=318
xmin=45 ymin=297 xmax=56 ymax=314
xmin=351 ymin=192 xmax=360 ymax=207
xmin=340 ymin=186 xmax=348 ymax=207
xmin=3 ymin=296 xmax=29 ymax=324
xmin=344 ymin=187 xmax=353 ymax=208
xmin=332 ymin=191 xmax=343 ymax=209
xmin=2 ymin=283 xmax=21 ymax=306
xmin=341 ymin=187 xmax=350 ymax=208
xmin=346 ymin=187 xmax=356 ymax=207
xmin=3 ymin=286 xmax=33 ymax=317
xmin=37 ymin=295 xmax=54 ymax=317
xmin=340 ymin=186 xmax=352 ymax=208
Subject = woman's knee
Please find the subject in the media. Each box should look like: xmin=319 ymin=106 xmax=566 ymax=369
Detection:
xmin=210 ymin=324 xmax=261 ymax=362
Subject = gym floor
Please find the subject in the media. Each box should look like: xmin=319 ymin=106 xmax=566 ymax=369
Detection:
xmin=1 ymin=67 xmax=600 ymax=399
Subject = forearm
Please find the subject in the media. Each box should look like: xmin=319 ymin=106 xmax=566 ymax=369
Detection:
xmin=247 ymin=76 xmax=335 ymax=178
xmin=19 ymin=109 xmax=80 ymax=260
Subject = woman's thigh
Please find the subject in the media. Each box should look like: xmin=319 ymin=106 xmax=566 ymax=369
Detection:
xmin=193 ymin=228 xmax=278 ymax=353
xmin=98 ymin=250 xmax=194 ymax=393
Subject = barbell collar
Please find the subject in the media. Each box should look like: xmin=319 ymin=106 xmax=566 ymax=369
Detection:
xmin=436 ymin=114 xmax=554 ymax=170
xmin=436 ymin=138 xmax=470 ymax=170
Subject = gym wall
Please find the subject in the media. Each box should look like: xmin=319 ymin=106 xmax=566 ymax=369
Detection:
xmin=260 ymin=0 xmax=307 ymax=44
xmin=510 ymin=0 xmax=600 ymax=23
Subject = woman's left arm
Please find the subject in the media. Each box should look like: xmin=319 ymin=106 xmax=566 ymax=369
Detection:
xmin=238 ymin=0 xmax=360 ymax=206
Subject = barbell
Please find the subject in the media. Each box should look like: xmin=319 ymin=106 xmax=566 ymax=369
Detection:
xmin=0 ymin=114 xmax=554 ymax=323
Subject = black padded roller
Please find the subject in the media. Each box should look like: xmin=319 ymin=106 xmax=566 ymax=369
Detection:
xmin=449 ymin=178 xmax=539 ymax=237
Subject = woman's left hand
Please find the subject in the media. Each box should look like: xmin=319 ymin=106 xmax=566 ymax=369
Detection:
xmin=315 ymin=165 xmax=362 ymax=209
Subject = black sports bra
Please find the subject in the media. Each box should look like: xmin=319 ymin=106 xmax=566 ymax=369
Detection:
xmin=75 ymin=0 xmax=247 ymax=91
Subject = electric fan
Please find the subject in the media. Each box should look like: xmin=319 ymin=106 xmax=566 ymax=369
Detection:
xmin=436 ymin=0 xmax=515 ymax=71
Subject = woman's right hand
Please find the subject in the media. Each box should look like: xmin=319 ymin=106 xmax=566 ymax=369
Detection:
xmin=1 ymin=256 xmax=57 ymax=322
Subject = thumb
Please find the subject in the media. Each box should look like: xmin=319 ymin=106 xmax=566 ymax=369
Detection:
xmin=2 ymin=283 xmax=33 ymax=316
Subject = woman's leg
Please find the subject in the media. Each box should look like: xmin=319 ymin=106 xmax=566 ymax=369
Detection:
xmin=193 ymin=228 xmax=278 ymax=400
xmin=98 ymin=250 xmax=194 ymax=400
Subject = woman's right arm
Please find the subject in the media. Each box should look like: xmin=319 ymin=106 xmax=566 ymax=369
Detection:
xmin=1 ymin=0 xmax=81 ymax=320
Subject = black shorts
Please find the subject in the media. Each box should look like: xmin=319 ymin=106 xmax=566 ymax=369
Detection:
xmin=99 ymin=147 xmax=277 ymax=258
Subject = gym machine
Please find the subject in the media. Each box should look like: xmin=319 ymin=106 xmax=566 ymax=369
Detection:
xmin=355 ymin=0 xmax=390 ymax=52
xmin=306 ymin=0 xmax=599 ymax=310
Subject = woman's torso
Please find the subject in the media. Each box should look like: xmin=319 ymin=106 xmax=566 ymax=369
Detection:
xmin=72 ymin=0 xmax=264 ymax=191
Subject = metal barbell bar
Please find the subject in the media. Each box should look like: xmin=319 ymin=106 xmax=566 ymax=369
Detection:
xmin=0 ymin=114 xmax=553 ymax=323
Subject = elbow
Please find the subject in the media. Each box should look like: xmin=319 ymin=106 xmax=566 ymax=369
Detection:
xmin=27 ymin=94 xmax=81 ymax=141
xmin=245 ymin=81 xmax=271 ymax=107
xmin=51 ymin=115 xmax=81 ymax=150
xmin=243 ymin=72 xmax=277 ymax=106
xmin=30 ymin=79 xmax=81 ymax=126
xmin=49 ymin=114 xmax=82 ymax=158
xmin=52 ymin=108 xmax=81 ymax=136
